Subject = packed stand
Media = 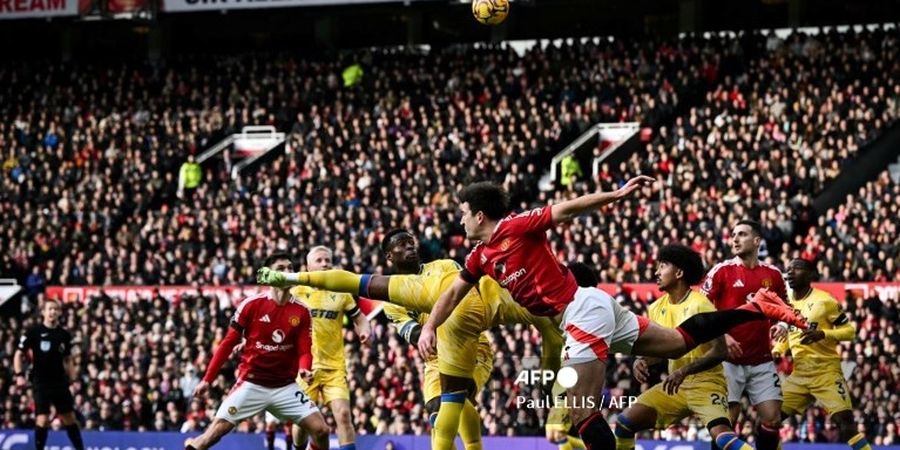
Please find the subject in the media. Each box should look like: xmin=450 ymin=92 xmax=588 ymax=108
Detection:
xmin=2 ymin=28 xmax=900 ymax=443
xmin=2 ymin=36 xmax=725 ymax=292
xmin=544 ymin=28 xmax=899 ymax=285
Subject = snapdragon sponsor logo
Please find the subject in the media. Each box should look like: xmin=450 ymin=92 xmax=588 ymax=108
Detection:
xmin=255 ymin=341 xmax=294 ymax=352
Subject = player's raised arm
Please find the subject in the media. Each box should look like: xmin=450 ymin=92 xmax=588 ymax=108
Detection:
xmin=417 ymin=276 xmax=473 ymax=359
xmin=550 ymin=175 xmax=654 ymax=224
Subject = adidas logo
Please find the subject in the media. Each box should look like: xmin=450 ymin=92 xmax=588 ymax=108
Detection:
xmin=260 ymin=314 xmax=271 ymax=323
xmin=732 ymin=280 xmax=745 ymax=288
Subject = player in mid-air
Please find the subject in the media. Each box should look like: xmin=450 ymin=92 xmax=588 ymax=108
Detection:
xmin=380 ymin=229 xmax=493 ymax=449
xmin=186 ymin=253 xmax=329 ymax=450
xmin=772 ymin=258 xmax=871 ymax=450
xmin=614 ymin=244 xmax=752 ymax=450
xmin=412 ymin=178 xmax=806 ymax=450
xmin=702 ymin=220 xmax=788 ymax=450
xmin=257 ymin=235 xmax=566 ymax=450
xmin=290 ymin=246 xmax=370 ymax=450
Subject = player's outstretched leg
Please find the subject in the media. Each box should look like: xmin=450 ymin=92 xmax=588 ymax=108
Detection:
xmin=258 ymin=268 xmax=433 ymax=313
xmin=632 ymin=290 xmax=806 ymax=359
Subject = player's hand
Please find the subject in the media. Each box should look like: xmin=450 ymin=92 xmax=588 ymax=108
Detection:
xmin=663 ymin=368 xmax=688 ymax=395
xmin=725 ymin=334 xmax=743 ymax=359
xmin=799 ymin=329 xmax=825 ymax=345
xmin=257 ymin=267 xmax=288 ymax=287
xmin=297 ymin=369 xmax=314 ymax=384
xmin=417 ymin=324 xmax=437 ymax=359
xmin=632 ymin=358 xmax=650 ymax=384
xmin=770 ymin=324 xmax=788 ymax=342
xmin=193 ymin=380 xmax=210 ymax=399
xmin=614 ymin=175 xmax=655 ymax=199
xmin=230 ymin=341 xmax=245 ymax=358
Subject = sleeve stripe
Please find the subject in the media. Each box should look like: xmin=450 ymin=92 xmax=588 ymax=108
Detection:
xmin=460 ymin=269 xmax=479 ymax=284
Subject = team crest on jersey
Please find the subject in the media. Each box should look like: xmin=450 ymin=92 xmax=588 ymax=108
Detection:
xmin=272 ymin=329 xmax=285 ymax=343
xmin=500 ymin=238 xmax=511 ymax=251
xmin=289 ymin=316 xmax=301 ymax=327
xmin=40 ymin=341 xmax=50 ymax=352
xmin=227 ymin=406 xmax=238 ymax=416
xmin=761 ymin=278 xmax=772 ymax=288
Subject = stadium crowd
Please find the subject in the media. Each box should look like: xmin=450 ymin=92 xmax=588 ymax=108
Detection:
xmin=1 ymin=26 xmax=899 ymax=443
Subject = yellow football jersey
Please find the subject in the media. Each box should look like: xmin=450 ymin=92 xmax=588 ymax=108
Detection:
xmin=773 ymin=288 xmax=855 ymax=373
xmin=291 ymin=285 xmax=357 ymax=371
xmin=647 ymin=290 xmax=724 ymax=383
xmin=382 ymin=259 xmax=463 ymax=327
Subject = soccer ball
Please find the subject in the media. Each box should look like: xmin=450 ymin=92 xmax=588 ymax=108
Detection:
xmin=472 ymin=0 xmax=509 ymax=26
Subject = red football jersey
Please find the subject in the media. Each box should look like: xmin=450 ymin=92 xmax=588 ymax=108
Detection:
xmin=701 ymin=257 xmax=788 ymax=365
xmin=232 ymin=294 xmax=313 ymax=387
xmin=461 ymin=206 xmax=577 ymax=316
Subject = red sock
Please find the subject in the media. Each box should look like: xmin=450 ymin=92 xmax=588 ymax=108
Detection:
xmin=756 ymin=423 xmax=781 ymax=450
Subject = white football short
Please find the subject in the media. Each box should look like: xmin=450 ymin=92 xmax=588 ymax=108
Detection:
xmin=216 ymin=381 xmax=319 ymax=424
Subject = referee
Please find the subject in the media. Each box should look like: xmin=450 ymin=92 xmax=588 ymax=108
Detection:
xmin=13 ymin=299 xmax=85 ymax=450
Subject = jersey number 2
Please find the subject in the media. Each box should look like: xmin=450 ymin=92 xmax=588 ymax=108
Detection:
xmin=295 ymin=391 xmax=309 ymax=404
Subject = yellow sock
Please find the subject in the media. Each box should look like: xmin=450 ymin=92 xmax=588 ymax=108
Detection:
xmin=433 ymin=392 xmax=466 ymax=450
xmin=458 ymin=400 xmax=483 ymax=450
xmin=568 ymin=434 xmax=586 ymax=449
xmin=300 ymin=270 xmax=363 ymax=295
xmin=848 ymin=433 xmax=872 ymax=450
xmin=615 ymin=435 xmax=635 ymax=450
xmin=552 ymin=437 xmax=572 ymax=450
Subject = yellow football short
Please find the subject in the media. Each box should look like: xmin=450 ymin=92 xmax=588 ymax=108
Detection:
xmin=298 ymin=368 xmax=350 ymax=405
xmin=782 ymin=366 xmax=853 ymax=415
xmin=635 ymin=377 xmax=730 ymax=428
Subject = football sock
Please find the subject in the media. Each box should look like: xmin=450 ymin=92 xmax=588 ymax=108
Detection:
xmin=35 ymin=426 xmax=49 ymax=450
xmin=577 ymin=412 xmax=615 ymax=450
xmin=459 ymin=400 xmax=483 ymax=450
xmin=65 ymin=424 xmax=85 ymax=450
xmin=295 ymin=270 xmax=365 ymax=296
xmin=568 ymin=434 xmax=586 ymax=449
xmin=716 ymin=432 xmax=753 ymax=450
xmin=756 ymin=423 xmax=781 ymax=450
xmin=554 ymin=437 xmax=573 ymax=450
xmin=614 ymin=414 xmax=637 ymax=450
xmin=848 ymin=433 xmax=872 ymax=450
xmin=433 ymin=391 xmax=466 ymax=450
xmin=676 ymin=309 xmax=763 ymax=350
xmin=284 ymin=423 xmax=293 ymax=450
xmin=267 ymin=428 xmax=276 ymax=450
